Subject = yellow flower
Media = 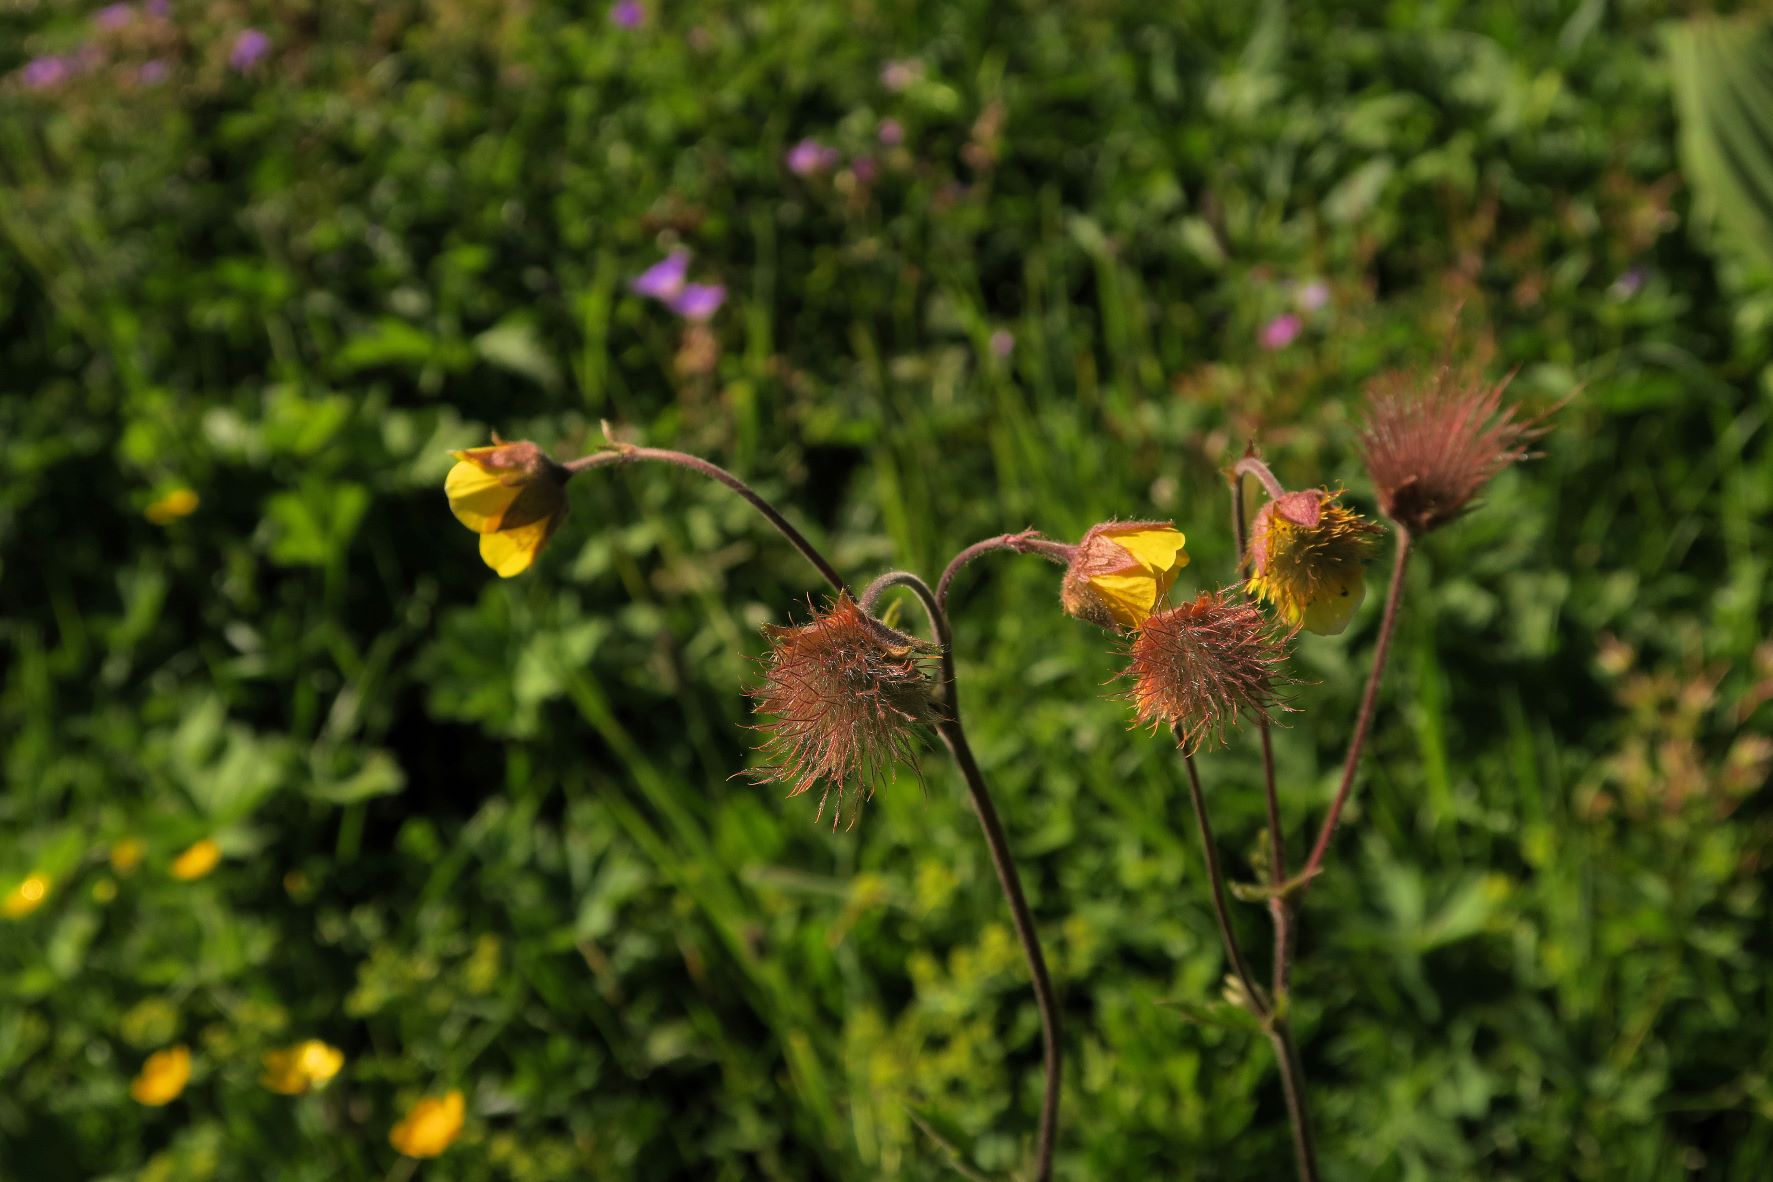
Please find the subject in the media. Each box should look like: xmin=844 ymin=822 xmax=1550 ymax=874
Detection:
xmin=1247 ymin=489 xmax=1383 ymax=635
xmin=170 ymin=839 xmax=221 ymax=881
xmin=145 ymin=488 xmax=200 ymax=525
xmin=444 ymin=439 xmax=569 ymax=578
xmin=3 ymin=873 xmax=51 ymax=919
xmin=131 ymin=1045 xmax=192 ymax=1106
xmin=261 ymin=1039 xmax=346 ymax=1095
xmin=110 ymin=838 xmax=145 ymax=875
xmin=1060 ymin=521 xmax=1190 ymax=630
xmin=390 ymin=1089 xmax=466 ymax=1158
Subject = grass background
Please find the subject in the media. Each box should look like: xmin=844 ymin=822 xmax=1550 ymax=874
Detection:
xmin=3 ymin=1 xmax=1772 ymax=1178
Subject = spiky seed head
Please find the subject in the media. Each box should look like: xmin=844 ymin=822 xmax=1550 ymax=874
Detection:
xmin=1246 ymin=489 xmax=1384 ymax=636
xmin=1358 ymin=366 xmax=1540 ymax=536
xmin=1125 ymin=589 xmax=1295 ymax=753
xmin=1059 ymin=521 xmax=1190 ymax=631
xmin=748 ymin=594 xmax=937 ymax=829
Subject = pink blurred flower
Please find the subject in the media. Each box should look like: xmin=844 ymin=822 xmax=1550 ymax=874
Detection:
xmin=786 ymin=138 xmax=839 ymax=177
xmin=669 ymin=283 xmax=726 ymax=322
xmin=851 ymin=156 xmax=879 ymax=185
xmin=229 ymin=28 xmax=271 ymax=72
xmin=610 ymin=0 xmax=644 ymax=28
xmin=1259 ymin=314 xmax=1302 ymax=351
xmin=138 ymin=59 xmax=169 ymax=85
xmin=878 ymin=118 xmax=904 ymax=146
xmin=631 ymin=250 xmax=690 ymax=301
xmin=989 ymin=329 xmax=1015 ymax=359
xmin=1295 ymin=280 xmax=1329 ymax=312
xmin=20 ymin=56 xmax=71 ymax=90
xmin=93 ymin=3 xmax=135 ymax=30
xmin=880 ymin=59 xmax=922 ymax=92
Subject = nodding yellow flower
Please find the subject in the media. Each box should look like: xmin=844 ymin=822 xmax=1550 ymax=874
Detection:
xmin=390 ymin=1090 xmax=466 ymax=1158
xmin=444 ymin=438 xmax=569 ymax=578
xmin=130 ymin=1045 xmax=192 ymax=1107
xmin=110 ymin=838 xmax=145 ymax=875
xmin=261 ymin=1039 xmax=346 ymax=1095
xmin=170 ymin=839 xmax=221 ymax=881
xmin=3 ymin=873 xmax=51 ymax=919
xmin=145 ymin=488 xmax=200 ymax=525
xmin=1060 ymin=522 xmax=1190 ymax=630
xmin=1247 ymin=489 xmax=1383 ymax=636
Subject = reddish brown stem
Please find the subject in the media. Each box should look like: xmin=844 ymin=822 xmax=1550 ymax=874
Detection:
xmin=935 ymin=530 xmax=1072 ymax=614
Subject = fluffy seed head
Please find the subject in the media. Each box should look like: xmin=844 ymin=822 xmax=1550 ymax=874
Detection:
xmin=1247 ymin=489 xmax=1384 ymax=636
xmin=748 ymin=594 xmax=937 ymax=829
xmin=1125 ymin=589 xmax=1295 ymax=752
xmin=1359 ymin=366 xmax=1539 ymax=536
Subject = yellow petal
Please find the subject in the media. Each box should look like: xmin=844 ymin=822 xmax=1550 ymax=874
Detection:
xmin=1089 ymin=572 xmax=1163 ymax=629
xmin=478 ymin=516 xmax=556 ymax=578
xmin=131 ymin=1046 xmax=192 ymax=1107
xmin=1301 ymin=574 xmax=1367 ymax=636
xmin=445 ymin=461 xmax=522 ymax=533
xmin=391 ymin=1090 xmax=466 ymax=1158
xmin=1110 ymin=528 xmax=1189 ymax=575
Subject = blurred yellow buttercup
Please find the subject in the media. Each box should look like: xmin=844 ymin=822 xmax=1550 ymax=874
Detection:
xmin=3 ymin=873 xmax=51 ymax=919
xmin=131 ymin=1045 xmax=192 ymax=1106
xmin=145 ymin=487 xmax=200 ymax=525
xmin=110 ymin=838 xmax=145 ymax=874
xmin=170 ymin=839 xmax=221 ymax=881
xmin=390 ymin=1089 xmax=466 ymax=1157
xmin=261 ymin=1039 xmax=345 ymax=1095
xmin=444 ymin=439 xmax=569 ymax=578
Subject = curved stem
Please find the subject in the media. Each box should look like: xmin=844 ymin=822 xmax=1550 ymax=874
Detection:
xmin=1233 ymin=454 xmax=1288 ymax=503
xmin=1299 ymin=530 xmax=1413 ymax=887
xmin=1181 ymin=752 xmax=1267 ymax=1020
xmin=565 ymin=446 xmax=847 ymax=594
xmin=862 ymin=570 xmax=1062 ymax=1182
xmin=935 ymin=530 xmax=1073 ymax=614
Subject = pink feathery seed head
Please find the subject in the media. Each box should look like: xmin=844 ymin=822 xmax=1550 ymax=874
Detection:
xmin=1358 ymin=365 xmax=1543 ymax=536
xmin=630 ymin=250 xmax=689 ymax=301
xmin=229 ymin=28 xmax=271 ymax=71
xmin=668 ymin=282 xmax=726 ymax=322
xmin=786 ymin=138 xmax=839 ymax=176
xmin=1125 ymin=589 xmax=1295 ymax=754
xmin=1259 ymin=313 xmax=1302 ymax=351
xmin=747 ymin=595 xmax=938 ymax=830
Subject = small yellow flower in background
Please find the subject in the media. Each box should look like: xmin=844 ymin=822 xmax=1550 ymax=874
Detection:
xmin=170 ymin=839 xmax=221 ymax=881
xmin=444 ymin=438 xmax=569 ymax=578
xmin=1060 ymin=521 xmax=1190 ymax=630
xmin=1247 ymin=489 xmax=1384 ymax=636
xmin=3 ymin=873 xmax=51 ymax=919
xmin=110 ymin=838 xmax=145 ymax=875
xmin=261 ymin=1039 xmax=345 ymax=1095
xmin=390 ymin=1089 xmax=466 ymax=1158
xmin=131 ymin=1045 xmax=192 ymax=1106
xmin=145 ymin=488 xmax=200 ymax=525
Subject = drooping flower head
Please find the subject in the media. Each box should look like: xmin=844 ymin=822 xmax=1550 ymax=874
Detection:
xmin=444 ymin=438 xmax=570 ymax=578
xmin=261 ymin=1039 xmax=345 ymax=1094
xmin=748 ymin=594 xmax=937 ymax=829
xmin=1126 ymin=589 xmax=1295 ymax=753
xmin=131 ymin=1045 xmax=192 ymax=1106
xmin=1247 ymin=489 xmax=1382 ymax=635
xmin=1060 ymin=522 xmax=1189 ymax=631
xmin=390 ymin=1090 xmax=466 ymax=1158
xmin=1358 ymin=366 xmax=1539 ymax=537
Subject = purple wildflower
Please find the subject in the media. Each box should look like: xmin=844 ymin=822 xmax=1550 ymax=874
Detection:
xmin=631 ymin=251 xmax=690 ymax=301
xmin=20 ymin=56 xmax=69 ymax=90
xmin=851 ymin=156 xmax=879 ymax=185
xmin=610 ymin=0 xmax=644 ymax=27
xmin=147 ymin=0 xmax=169 ymax=14
xmin=93 ymin=3 xmax=135 ymax=30
xmin=1295 ymin=280 xmax=1330 ymax=312
xmin=1610 ymin=266 xmax=1646 ymax=300
xmin=989 ymin=329 xmax=1015 ymax=359
xmin=668 ymin=283 xmax=726 ymax=322
xmin=786 ymin=138 xmax=839 ymax=177
xmin=878 ymin=118 xmax=904 ymax=147
xmin=229 ymin=28 xmax=271 ymax=72
xmin=1259 ymin=313 xmax=1303 ymax=351
xmin=138 ymin=59 xmax=169 ymax=85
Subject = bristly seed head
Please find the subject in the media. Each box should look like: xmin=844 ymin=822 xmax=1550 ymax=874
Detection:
xmin=1359 ymin=366 xmax=1541 ymax=536
xmin=748 ymin=593 xmax=938 ymax=829
xmin=1125 ymin=589 xmax=1295 ymax=753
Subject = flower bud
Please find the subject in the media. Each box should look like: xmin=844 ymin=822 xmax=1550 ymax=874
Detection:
xmin=1126 ymin=589 xmax=1293 ymax=752
xmin=748 ymin=594 xmax=937 ymax=829
xmin=1246 ymin=489 xmax=1382 ymax=636
xmin=1059 ymin=522 xmax=1190 ymax=630
xmin=444 ymin=438 xmax=570 ymax=578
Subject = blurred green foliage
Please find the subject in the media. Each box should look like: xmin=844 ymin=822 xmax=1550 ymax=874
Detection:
xmin=3 ymin=1 xmax=1773 ymax=1179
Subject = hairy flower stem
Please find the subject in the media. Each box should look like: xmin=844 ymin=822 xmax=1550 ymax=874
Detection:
xmin=1184 ymin=752 xmax=1319 ymax=1182
xmin=1300 ymin=530 xmax=1413 ymax=885
xmin=564 ymin=445 xmax=850 ymax=594
xmin=935 ymin=530 xmax=1074 ymax=613
xmin=862 ymin=570 xmax=1061 ymax=1182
